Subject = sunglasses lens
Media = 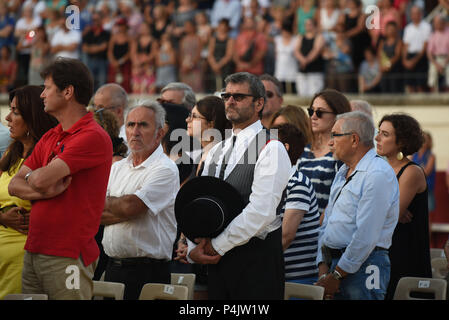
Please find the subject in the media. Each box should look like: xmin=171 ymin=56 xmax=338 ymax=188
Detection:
xmin=316 ymin=110 xmax=322 ymax=118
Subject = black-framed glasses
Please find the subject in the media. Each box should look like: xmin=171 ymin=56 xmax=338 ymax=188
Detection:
xmin=221 ymin=92 xmax=254 ymax=102
xmin=308 ymin=108 xmax=335 ymax=118
xmin=330 ymin=132 xmax=353 ymax=139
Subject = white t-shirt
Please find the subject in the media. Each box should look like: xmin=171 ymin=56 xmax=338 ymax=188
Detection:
xmin=403 ymin=20 xmax=432 ymax=54
xmin=50 ymin=29 xmax=82 ymax=59
xmin=15 ymin=16 xmax=42 ymax=54
xmin=102 ymin=145 xmax=180 ymax=260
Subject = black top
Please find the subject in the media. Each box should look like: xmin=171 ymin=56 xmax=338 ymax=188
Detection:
xmin=299 ymin=36 xmax=324 ymax=73
xmin=385 ymin=161 xmax=432 ymax=300
xmin=83 ymin=29 xmax=110 ymax=59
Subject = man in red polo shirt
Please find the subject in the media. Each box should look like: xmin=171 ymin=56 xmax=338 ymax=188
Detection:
xmin=9 ymin=57 xmax=112 ymax=300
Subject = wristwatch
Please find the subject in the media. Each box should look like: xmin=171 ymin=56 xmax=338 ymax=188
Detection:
xmin=332 ymin=270 xmax=344 ymax=281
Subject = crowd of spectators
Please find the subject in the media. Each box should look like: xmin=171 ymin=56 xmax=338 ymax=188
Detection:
xmin=0 ymin=0 xmax=447 ymax=96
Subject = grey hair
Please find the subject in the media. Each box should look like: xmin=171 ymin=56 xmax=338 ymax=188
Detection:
xmin=350 ymin=100 xmax=373 ymax=118
xmin=125 ymin=99 xmax=166 ymax=130
xmin=225 ymin=72 xmax=266 ymax=116
xmin=161 ymin=82 xmax=196 ymax=110
xmin=259 ymin=74 xmax=283 ymax=97
xmin=96 ymin=83 xmax=128 ymax=109
xmin=336 ymin=111 xmax=375 ymax=148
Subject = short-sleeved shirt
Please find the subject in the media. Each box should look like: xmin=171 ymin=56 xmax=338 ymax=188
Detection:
xmin=102 ymin=145 xmax=179 ymax=260
xmin=282 ymin=168 xmax=320 ymax=280
xmin=403 ymin=21 xmax=432 ymax=54
xmin=24 ymin=112 xmax=112 ymax=266
xmin=82 ymin=28 xmax=110 ymax=60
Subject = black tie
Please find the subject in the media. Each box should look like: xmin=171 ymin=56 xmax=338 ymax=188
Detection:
xmin=218 ymin=135 xmax=237 ymax=180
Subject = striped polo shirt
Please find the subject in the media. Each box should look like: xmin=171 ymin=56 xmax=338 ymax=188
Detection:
xmin=282 ymin=169 xmax=320 ymax=281
xmin=297 ymin=145 xmax=341 ymax=215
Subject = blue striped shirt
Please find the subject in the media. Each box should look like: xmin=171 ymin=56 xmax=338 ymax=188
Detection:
xmin=281 ymin=169 xmax=320 ymax=280
xmin=297 ymin=144 xmax=341 ymax=215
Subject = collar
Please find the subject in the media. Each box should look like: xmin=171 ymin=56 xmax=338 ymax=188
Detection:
xmin=53 ymin=112 xmax=94 ymax=136
xmin=231 ymin=120 xmax=262 ymax=143
xmin=341 ymin=148 xmax=377 ymax=174
xmin=126 ymin=144 xmax=163 ymax=169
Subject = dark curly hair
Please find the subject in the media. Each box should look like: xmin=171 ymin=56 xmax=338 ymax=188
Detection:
xmin=271 ymin=123 xmax=306 ymax=165
xmin=379 ymin=113 xmax=424 ymax=156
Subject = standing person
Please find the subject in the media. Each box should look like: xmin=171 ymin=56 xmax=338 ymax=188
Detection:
xmin=107 ymin=18 xmax=132 ymax=93
xmin=28 ymin=26 xmax=50 ymax=86
xmin=402 ymin=6 xmax=431 ymax=93
xmin=358 ymin=47 xmax=382 ymax=93
xmin=186 ymin=72 xmax=292 ymax=299
xmin=412 ymin=131 xmax=436 ymax=213
xmin=0 ymin=46 xmax=17 ymax=93
xmin=259 ymin=74 xmax=284 ymax=128
xmin=82 ymin=11 xmax=111 ymax=92
xmin=155 ymin=32 xmax=177 ymax=92
xmin=92 ymin=83 xmax=128 ymax=144
xmin=101 ymin=100 xmax=179 ymax=300
xmin=297 ymin=89 xmax=351 ymax=220
xmin=316 ymin=111 xmax=399 ymax=300
xmin=376 ymin=113 xmax=432 ymax=300
xmin=8 ymin=58 xmax=113 ymax=300
xmin=207 ymin=18 xmax=235 ymax=92
xmin=378 ymin=21 xmax=403 ymax=93
xmin=0 ymin=85 xmax=58 ymax=299
xmin=50 ymin=17 xmax=82 ymax=60
xmin=427 ymin=14 xmax=449 ymax=93
xmin=274 ymin=19 xmax=298 ymax=95
xmin=233 ymin=17 xmax=268 ymax=76
xmin=272 ymin=123 xmax=320 ymax=285
xmin=294 ymin=18 xmax=326 ymax=97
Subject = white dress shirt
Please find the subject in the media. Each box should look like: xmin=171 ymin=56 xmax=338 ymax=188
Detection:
xmin=187 ymin=120 xmax=291 ymax=257
xmin=102 ymin=145 xmax=180 ymax=260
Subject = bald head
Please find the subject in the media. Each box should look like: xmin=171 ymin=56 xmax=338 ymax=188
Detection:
xmin=93 ymin=83 xmax=128 ymax=126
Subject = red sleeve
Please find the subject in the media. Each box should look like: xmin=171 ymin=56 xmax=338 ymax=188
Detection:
xmin=57 ymin=129 xmax=112 ymax=175
xmin=24 ymin=135 xmax=46 ymax=171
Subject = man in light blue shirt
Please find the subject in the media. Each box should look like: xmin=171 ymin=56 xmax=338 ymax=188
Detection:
xmin=315 ymin=111 xmax=399 ymax=300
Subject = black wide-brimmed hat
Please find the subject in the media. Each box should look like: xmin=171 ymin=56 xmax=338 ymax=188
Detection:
xmin=175 ymin=176 xmax=245 ymax=242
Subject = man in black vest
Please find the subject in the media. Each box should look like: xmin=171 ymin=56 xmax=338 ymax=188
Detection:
xmin=187 ymin=72 xmax=292 ymax=299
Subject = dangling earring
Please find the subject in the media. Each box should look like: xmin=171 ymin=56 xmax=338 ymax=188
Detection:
xmin=396 ymin=151 xmax=404 ymax=161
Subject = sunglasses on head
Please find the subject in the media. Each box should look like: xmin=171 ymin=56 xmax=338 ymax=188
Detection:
xmin=307 ymin=108 xmax=335 ymax=118
xmin=221 ymin=92 xmax=254 ymax=102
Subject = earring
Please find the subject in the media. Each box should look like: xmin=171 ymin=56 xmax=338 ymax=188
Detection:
xmin=396 ymin=151 xmax=404 ymax=161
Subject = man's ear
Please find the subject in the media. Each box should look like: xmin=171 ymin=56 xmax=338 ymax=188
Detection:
xmin=63 ymin=85 xmax=75 ymax=101
xmin=255 ymin=97 xmax=264 ymax=114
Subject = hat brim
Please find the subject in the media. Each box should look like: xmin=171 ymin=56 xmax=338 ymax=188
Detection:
xmin=175 ymin=176 xmax=244 ymax=242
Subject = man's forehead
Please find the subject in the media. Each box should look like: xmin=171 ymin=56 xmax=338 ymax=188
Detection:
xmin=225 ymin=82 xmax=250 ymax=92
xmin=162 ymin=89 xmax=184 ymax=102
xmin=127 ymin=106 xmax=154 ymax=121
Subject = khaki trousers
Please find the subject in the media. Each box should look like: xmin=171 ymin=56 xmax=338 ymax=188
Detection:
xmin=22 ymin=251 xmax=97 ymax=300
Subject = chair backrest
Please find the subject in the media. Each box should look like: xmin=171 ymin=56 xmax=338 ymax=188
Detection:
xmin=139 ymin=283 xmax=188 ymax=300
xmin=431 ymin=257 xmax=449 ymax=279
xmin=393 ymin=277 xmax=447 ymax=300
xmin=170 ymin=273 xmax=196 ymax=300
xmin=93 ymin=280 xmax=125 ymax=300
xmin=430 ymin=248 xmax=445 ymax=260
xmin=3 ymin=294 xmax=48 ymax=300
xmin=284 ymin=282 xmax=324 ymax=300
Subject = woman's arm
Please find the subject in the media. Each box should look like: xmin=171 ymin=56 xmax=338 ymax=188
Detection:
xmin=282 ymin=209 xmax=306 ymax=251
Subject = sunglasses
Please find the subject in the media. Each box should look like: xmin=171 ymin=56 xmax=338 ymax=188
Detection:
xmin=221 ymin=92 xmax=254 ymax=102
xmin=308 ymin=108 xmax=335 ymax=118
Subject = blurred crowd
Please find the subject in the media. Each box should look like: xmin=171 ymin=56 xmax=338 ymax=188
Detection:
xmin=0 ymin=0 xmax=448 ymax=96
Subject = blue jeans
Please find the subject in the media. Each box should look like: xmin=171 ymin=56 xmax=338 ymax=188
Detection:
xmin=331 ymin=249 xmax=390 ymax=300
xmin=87 ymin=57 xmax=108 ymax=92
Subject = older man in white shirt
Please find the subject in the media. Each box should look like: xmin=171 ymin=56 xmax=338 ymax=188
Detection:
xmin=101 ymin=100 xmax=179 ymax=300
xmin=187 ymin=72 xmax=292 ymax=299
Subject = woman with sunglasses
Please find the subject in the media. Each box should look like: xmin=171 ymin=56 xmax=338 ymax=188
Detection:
xmin=0 ymin=85 xmax=58 ymax=299
xmin=297 ymin=89 xmax=351 ymax=221
xmin=375 ymin=113 xmax=432 ymax=300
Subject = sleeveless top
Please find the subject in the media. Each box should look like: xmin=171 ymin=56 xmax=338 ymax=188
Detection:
xmin=299 ymin=36 xmax=324 ymax=73
xmin=113 ymin=42 xmax=129 ymax=60
xmin=385 ymin=161 xmax=432 ymax=299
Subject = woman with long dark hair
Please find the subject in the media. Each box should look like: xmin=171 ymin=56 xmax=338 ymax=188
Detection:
xmin=0 ymin=85 xmax=58 ymax=299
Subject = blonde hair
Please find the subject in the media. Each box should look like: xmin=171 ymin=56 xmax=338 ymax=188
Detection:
xmin=269 ymin=105 xmax=313 ymax=144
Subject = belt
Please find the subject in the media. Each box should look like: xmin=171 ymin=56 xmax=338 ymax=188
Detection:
xmin=109 ymin=257 xmax=168 ymax=267
xmin=328 ymin=246 xmax=387 ymax=259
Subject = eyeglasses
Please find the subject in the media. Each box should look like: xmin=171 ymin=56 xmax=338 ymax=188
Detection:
xmin=221 ymin=92 xmax=254 ymax=102
xmin=187 ymin=112 xmax=207 ymax=120
xmin=330 ymin=132 xmax=353 ymax=139
xmin=308 ymin=108 xmax=335 ymax=118
xmin=92 ymin=104 xmax=119 ymax=112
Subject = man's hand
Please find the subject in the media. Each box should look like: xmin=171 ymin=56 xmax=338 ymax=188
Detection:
xmin=315 ymin=273 xmax=341 ymax=300
xmin=189 ymin=238 xmax=221 ymax=265
xmin=174 ymin=239 xmax=189 ymax=264
xmin=0 ymin=207 xmax=29 ymax=234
